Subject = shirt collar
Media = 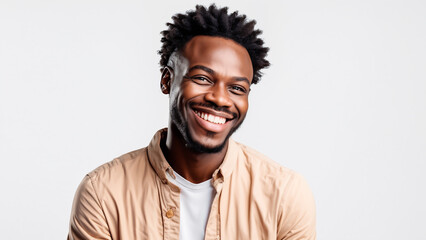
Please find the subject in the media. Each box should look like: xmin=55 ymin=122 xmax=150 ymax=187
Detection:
xmin=147 ymin=128 xmax=239 ymax=183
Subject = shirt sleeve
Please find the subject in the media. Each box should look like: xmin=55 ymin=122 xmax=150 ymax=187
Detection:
xmin=68 ymin=175 xmax=112 ymax=240
xmin=277 ymin=173 xmax=316 ymax=240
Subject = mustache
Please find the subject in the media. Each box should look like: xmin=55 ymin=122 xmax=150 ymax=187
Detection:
xmin=190 ymin=102 xmax=237 ymax=119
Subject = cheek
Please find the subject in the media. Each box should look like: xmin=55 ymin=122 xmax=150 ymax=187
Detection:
xmin=233 ymin=97 xmax=249 ymax=116
xmin=173 ymin=85 xmax=200 ymax=113
xmin=180 ymin=83 xmax=205 ymax=101
xmin=169 ymin=83 xmax=195 ymax=106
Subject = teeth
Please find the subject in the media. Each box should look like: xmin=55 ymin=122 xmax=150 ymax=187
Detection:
xmin=195 ymin=110 xmax=226 ymax=124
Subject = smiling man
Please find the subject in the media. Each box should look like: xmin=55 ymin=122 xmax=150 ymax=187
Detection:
xmin=68 ymin=5 xmax=316 ymax=240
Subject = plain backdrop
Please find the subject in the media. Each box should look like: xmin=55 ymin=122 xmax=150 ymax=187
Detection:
xmin=1 ymin=0 xmax=425 ymax=239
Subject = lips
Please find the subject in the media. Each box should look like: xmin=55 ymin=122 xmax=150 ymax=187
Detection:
xmin=191 ymin=107 xmax=235 ymax=133
xmin=194 ymin=110 xmax=226 ymax=124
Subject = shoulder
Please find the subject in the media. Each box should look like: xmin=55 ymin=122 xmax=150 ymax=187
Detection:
xmin=233 ymin=141 xmax=314 ymax=211
xmin=234 ymin=141 xmax=298 ymax=184
xmin=84 ymin=147 xmax=153 ymax=197
xmin=230 ymin=141 xmax=312 ymax=203
xmin=233 ymin=142 xmax=316 ymax=239
xmin=88 ymin=148 xmax=146 ymax=179
xmin=69 ymin=148 xmax=151 ymax=239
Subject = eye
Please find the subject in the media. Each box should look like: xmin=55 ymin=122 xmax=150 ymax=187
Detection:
xmin=229 ymin=85 xmax=248 ymax=95
xmin=188 ymin=75 xmax=212 ymax=85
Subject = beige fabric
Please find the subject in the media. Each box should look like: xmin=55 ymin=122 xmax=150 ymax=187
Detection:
xmin=68 ymin=129 xmax=316 ymax=240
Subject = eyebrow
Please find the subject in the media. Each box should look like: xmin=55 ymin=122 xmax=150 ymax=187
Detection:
xmin=187 ymin=65 xmax=251 ymax=85
xmin=188 ymin=65 xmax=214 ymax=75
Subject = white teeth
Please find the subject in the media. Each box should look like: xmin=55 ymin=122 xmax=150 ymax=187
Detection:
xmin=195 ymin=110 xmax=226 ymax=124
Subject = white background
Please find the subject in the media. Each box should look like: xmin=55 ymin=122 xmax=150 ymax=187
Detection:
xmin=1 ymin=0 xmax=425 ymax=239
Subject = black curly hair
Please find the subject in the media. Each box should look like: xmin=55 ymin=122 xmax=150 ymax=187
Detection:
xmin=159 ymin=4 xmax=270 ymax=84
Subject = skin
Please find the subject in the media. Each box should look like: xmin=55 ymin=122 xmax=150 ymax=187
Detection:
xmin=160 ymin=35 xmax=253 ymax=183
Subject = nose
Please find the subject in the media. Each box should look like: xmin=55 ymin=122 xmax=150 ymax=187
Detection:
xmin=204 ymin=84 xmax=232 ymax=107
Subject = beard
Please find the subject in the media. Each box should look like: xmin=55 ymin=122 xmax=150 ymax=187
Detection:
xmin=170 ymin=101 xmax=244 ymax=153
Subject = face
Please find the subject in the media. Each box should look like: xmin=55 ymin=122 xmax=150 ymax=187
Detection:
xmin=162 ymin=36 xmax=253 ymax=153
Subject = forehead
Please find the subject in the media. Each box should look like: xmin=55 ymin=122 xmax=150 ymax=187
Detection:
xmin=181 ymin=36 xmax=253 ymax=81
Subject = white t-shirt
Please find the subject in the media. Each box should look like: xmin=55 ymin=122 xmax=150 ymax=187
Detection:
xmin=166 ymin=170 xmax=215 ymax=240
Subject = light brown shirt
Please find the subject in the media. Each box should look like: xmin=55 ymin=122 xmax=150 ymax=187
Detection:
xmin=68 ymin=129 xmax=316 ymax=239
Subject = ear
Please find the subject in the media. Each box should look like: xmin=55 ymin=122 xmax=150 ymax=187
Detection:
xmin=160 ymin=67 xmax=173 ymax=94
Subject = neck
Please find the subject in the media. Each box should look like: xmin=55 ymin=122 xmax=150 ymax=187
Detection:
xmin=161 ymin=125 xmax=228 ymax=184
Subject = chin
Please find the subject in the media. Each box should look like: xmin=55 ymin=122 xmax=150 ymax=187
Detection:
xmin=185 ymin=130 xmax=229 ymax=153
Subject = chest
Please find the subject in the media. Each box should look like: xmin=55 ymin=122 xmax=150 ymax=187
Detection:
xmin=101 ymin=175 xmax=279 ymax=240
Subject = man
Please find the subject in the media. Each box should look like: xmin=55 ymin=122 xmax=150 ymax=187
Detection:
xmin=68 ymin=4 xmax=316 ymax=240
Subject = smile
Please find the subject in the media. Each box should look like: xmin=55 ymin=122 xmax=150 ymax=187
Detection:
xmin=194 ymin=110 xmax=226 ymax=124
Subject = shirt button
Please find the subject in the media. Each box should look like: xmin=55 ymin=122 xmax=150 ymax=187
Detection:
xmin=166 ymin=209 xmax=174 ymax=218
